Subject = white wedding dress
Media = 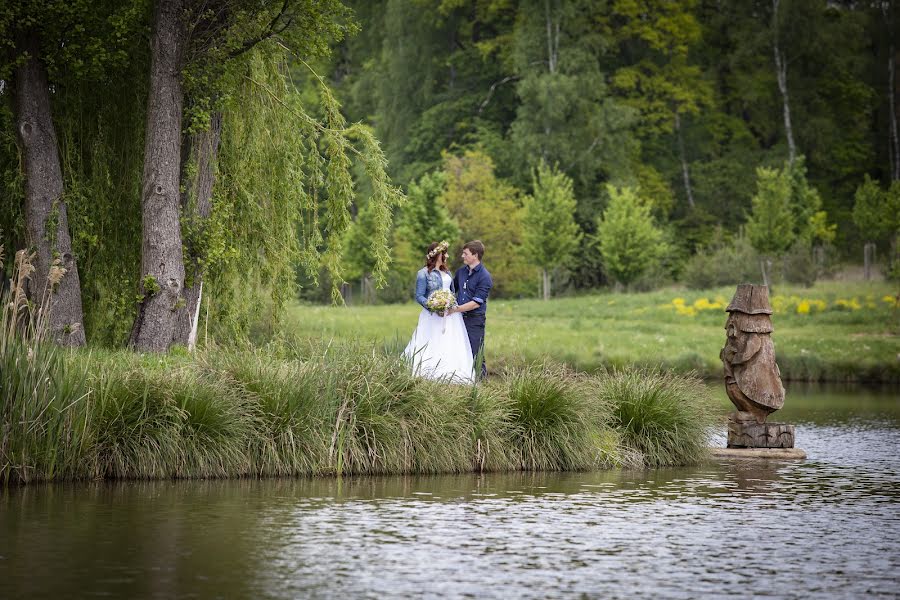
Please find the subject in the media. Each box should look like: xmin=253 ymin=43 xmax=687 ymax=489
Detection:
xmin=403 ymin=271 xmax=474 ymax=384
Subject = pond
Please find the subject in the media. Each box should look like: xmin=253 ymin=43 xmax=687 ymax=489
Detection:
xmin=2 ymin=384 xmax=898 ymax=598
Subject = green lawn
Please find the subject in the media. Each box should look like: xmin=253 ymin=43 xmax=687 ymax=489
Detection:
xmin=286 ymin=281 xmax=900 ymax=382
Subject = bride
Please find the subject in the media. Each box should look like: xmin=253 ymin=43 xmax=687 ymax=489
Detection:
xmin=402 ymin=241 xmax=474 ymax=383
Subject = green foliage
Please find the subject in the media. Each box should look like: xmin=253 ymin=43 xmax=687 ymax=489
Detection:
xmin=522 ymin=163 xmax=581 ymax=274
xmin=141 ymin=275 xmax=160 ymax=296
xmin=785 ymin=157 xmax=832 ymax=244
xmin=781 ymin=239 xmax=819 ymax=287
xmin=853 ymin=175 xmax=900 ymax=244
xmin=599 ymin=369 xmax=719 ymax=467
xmin=594 ymin=185 xmax=666 ymax=287
xmin=509 ymin=0 xmax=636 ymax=192
xmin=204 ymin=52 xmax=402 ymax=336
xmin=746 ymin=166 xmax=795 ymax=256
xmin=387 ymin=170 xmax=460 ymax=299
xmin=682 ymin=233 xmax=761 ymax=290
xmin=607 ymin=0 xmax=712 ymax=138
xmin=396 ymin=171 xmax=460 ymax=250
xmin=440 ymin=150 xmax=536 ymax=296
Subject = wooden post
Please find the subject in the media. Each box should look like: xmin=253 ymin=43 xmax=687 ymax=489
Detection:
xmin=864 ymin=242 xmax=876 ymax=280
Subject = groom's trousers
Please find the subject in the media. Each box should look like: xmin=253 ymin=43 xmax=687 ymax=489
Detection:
xmin=463 ymin=313 xmax=487 ymax=379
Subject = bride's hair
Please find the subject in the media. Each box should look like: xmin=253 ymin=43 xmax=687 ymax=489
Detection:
xmin=424 ymin=241 xmax=450 ymax=273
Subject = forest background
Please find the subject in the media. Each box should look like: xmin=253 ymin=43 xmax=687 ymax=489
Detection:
xmin=1 ymin=0 xmax=898 ymax=350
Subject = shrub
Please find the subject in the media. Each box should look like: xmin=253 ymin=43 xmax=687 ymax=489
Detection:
xmin=682 ymin=235 xmax=761 ymax=289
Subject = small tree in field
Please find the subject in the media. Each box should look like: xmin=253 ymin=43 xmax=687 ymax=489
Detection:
xmin=745 ymin=166 xmax=795 ymax=285
xmin=522 ymin=164 xmax=581 ymax=300
xmin=594 ymin=185 xmax=665 ymax=288
xmin=853 ymin=176 xmax=900 ymax=279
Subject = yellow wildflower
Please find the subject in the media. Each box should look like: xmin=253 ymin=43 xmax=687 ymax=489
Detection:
xmin=796 ymin=300 xmax=810 ymax=315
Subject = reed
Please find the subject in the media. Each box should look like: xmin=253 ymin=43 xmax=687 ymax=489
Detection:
xmin=501 ymin=365 xmax=603 ymax=471
xmin=598 ymin=369 xmax=720 ymax=467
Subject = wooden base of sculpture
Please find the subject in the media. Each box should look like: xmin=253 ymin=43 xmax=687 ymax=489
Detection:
xmin=726 ymin=412 xmax=795 ymax=448
xmin=710 ymin=447 xmax=807 ymax=459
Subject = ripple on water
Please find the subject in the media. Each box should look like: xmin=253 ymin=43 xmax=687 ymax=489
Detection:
xmin=1 ymin=404 xmax=899 ymax=599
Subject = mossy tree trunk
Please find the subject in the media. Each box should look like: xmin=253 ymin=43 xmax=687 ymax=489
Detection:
xmin=13 ymin=30 xmax=86 ymax=347
xmin=129 ymin=0 xmax=187 ymax=352
xmin=173 ymin=112 xmax=222 ymax=347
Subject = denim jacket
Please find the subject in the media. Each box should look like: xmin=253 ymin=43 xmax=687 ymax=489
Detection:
xmin=414 ymin=267 xmax=451 ymax=308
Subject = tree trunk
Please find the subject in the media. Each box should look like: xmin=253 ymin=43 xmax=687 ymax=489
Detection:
xmin=888 ymin=43 xmax=900 ymax=181
xmin=13 ymin=31 xmax=86 ymax=347
xmin=772 ymin=0 xmax=796 ymax=165
xmin=542 ymin=268 xmax=550 ymax=301
xmin=544 ymin=0 xmax=559 ymax=75
xmin=884 ymin=3 xmax=900 ymax=181
xmin=172 ymin=112 xmax=222 ymax=347
xmin=675 ymin=112 xmax=695 ymax=209
xmin=129 ymin=0 xmax=187 ymax=352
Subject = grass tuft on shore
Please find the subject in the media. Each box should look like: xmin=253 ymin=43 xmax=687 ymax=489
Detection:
xmin=600 ymin=369 xmax=720 ymax=467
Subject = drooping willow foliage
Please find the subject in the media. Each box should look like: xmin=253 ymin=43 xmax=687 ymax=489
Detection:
xmin=0 ymin=40 xmax=402 ymax=346
xmin=209 ymin=50 xmax=402 ymax=340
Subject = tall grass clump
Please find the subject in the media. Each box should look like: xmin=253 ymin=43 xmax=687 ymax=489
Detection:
xmin=0 ymin=249 xmax=91 ymax=484
xmin=502 ymin=365 xmax=603 ymax=470
xmin=207 ymin=350 xmax=329 ymax=476
xmin=298 ymin=346 xmax=475 ymax=475
xmin=82 ymin=362 xmax=185 ymax=479
xmin=598 ymin=369 xmax=719 ymax=467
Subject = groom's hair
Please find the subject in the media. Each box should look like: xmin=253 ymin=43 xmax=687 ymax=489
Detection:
xmin=463 ymin=240 xmax=485 ymax=260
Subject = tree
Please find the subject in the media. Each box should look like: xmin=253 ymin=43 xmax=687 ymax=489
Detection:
xmin=10 ymin=30 xmax=87 ymax=346
xmin=0 ymin=0 xmax=131 ymax=346
xmin=594 ymin=185 xmax=665 ymax=288
xmin=440 ymin=150 xmax=535 ymax=297
xmin=131 ymin=0 xmax=370 ymax=350
xmin=746 ymin=166 xmax=795 ymax=256
xmin=390 ymin=170 xmax=459 ymax=284
xmin=522 ymin=163 xmax=581 ymax=299
xmin=853 ymin=175 xmax=900 ymax=245
xmin=509 ymin=0 xmax=636 ymax=194
xmin=606 ymin=0 xmax=712 ymax=210
xmin=129 ymin=0 xmax=188 ymax=352
xmin=395 ymin=171 xmax=460 ymax=252
xmin=745 ymin=165 xmax=794 ymax=286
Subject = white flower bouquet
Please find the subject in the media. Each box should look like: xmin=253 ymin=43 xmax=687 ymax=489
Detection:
xmin=425 ymin=289 xmax=457 ymax=315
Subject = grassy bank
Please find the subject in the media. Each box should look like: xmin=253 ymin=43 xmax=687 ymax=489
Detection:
xmin=0 ymin=249 xmax=719 ymax=486
xmin=286 ymin=281 xmax=900 ymax=382
xmin=0 ymin=337 xmax=720 ymax=485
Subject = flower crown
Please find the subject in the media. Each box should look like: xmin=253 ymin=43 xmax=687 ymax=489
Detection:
xmin=427 ymin=240 xmax=449 ymax=260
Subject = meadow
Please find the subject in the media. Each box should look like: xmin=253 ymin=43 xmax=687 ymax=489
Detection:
xmin=287 ymin=281 xmax=900 ymax=383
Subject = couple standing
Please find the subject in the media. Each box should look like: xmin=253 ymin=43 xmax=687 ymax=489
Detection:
xmin=403 ymin=240 xmax=493 ymax=384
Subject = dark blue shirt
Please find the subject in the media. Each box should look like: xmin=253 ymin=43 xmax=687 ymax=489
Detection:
xmin=453 ymin=263 xmax=493 ymax=318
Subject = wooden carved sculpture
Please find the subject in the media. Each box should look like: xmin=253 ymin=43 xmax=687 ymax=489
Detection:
xmin=720 ymin=284 xmax=793 ymax=448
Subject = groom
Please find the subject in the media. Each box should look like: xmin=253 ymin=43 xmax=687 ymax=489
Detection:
xmin=450 ymin=240 xmax=493 ymax=379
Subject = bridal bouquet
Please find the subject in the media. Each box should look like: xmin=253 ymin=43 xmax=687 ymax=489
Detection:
xmin=425 ymin=289 xmax=457 ymax=314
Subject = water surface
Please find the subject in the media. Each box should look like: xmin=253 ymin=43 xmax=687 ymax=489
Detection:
xmin=2 ymin=384 xmax=898 ymax=598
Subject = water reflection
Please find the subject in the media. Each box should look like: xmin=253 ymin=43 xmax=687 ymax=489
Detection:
xmin=1 ymin=385 xmax=898 ymax=598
